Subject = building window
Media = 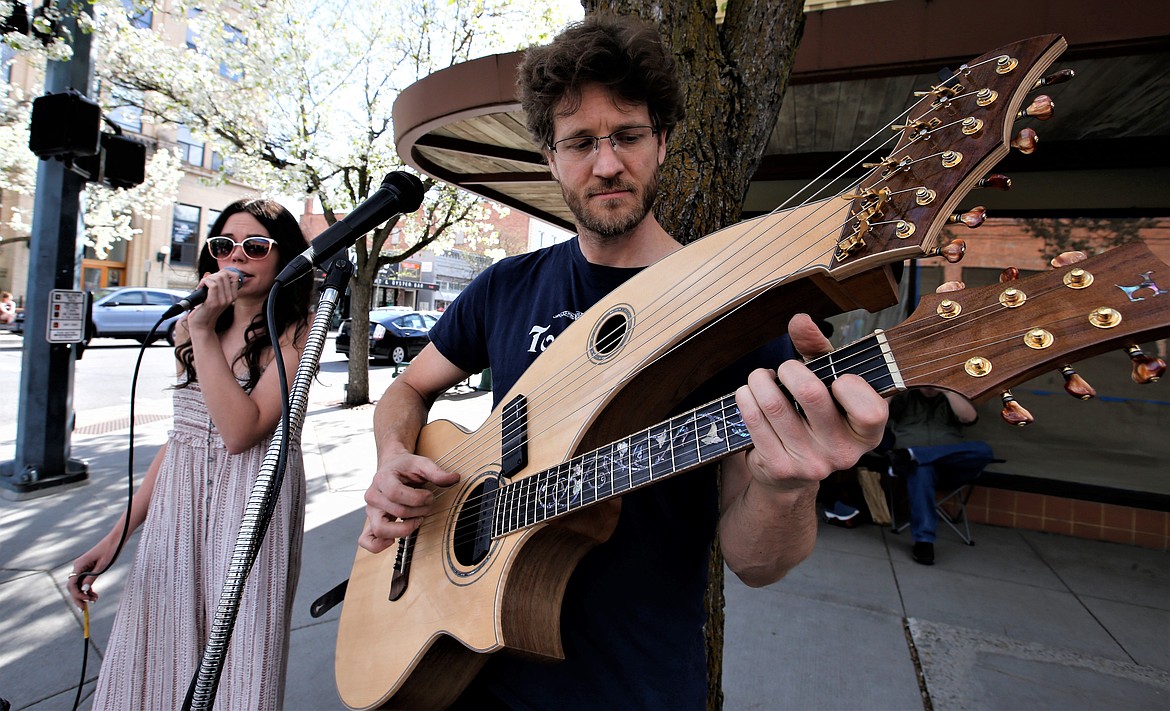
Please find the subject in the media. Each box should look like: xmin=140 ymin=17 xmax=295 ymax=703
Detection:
xmin=171 ymin=203 xmax=202 ymax=266
xmin=220 ymin=24 xmax=246 ymax=80
xmin=185 ymin=8 xmax=201 ymax=50
xmin=1 ymin=44 xmax=14 ymax=83
xmin=121 ymin=0 xmax=153 ymax=29
xmin=177 ymin=125 xmax=205 ymax=167
xmin=107 ymin=87 xmax=143 ymax=133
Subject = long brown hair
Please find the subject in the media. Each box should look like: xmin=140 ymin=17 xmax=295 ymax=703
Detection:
xmin=175 ymin=199 xmax=312 ymax=391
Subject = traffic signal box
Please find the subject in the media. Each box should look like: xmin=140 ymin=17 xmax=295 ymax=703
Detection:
xmin=28 ymin=90 xmax=147 ymax=189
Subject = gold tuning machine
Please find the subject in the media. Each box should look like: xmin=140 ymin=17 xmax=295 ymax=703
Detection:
xmin=1125 ymin=345 xmax=1166 ymax=384
xmin=977 ymin=174 xmax=1012 ymax=191
xmin=937 ymin=239 xmax=966 ymax=264
xmin=1032 ymin=68 xmax=1075 ymax=89
xmin=1060 ymin=365 xmax=1096 ymax=400
xmin=1011 ymin=127 xmax=1038 ymax=154
xmin=1000 ymin=390 xmax=1034 ymax=426
xmin=948 ymin=206 xmax=986 ymax=229
xmin=1017 ymin=95 xmax=1054 ymax=121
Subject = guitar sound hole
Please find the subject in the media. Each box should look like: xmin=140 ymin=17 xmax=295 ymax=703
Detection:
xmin=593 ymin=312 xmax=628 ymax=357
xmin=452 ymin=479 xmax=496 ymax=568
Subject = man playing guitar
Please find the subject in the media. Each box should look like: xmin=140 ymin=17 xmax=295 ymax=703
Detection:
xmin=359 ymin=15 xmax=887 ymax=709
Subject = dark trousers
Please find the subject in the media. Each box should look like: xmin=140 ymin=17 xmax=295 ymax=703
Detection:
xmin=905 ymin=441 xmax=994 ymax=542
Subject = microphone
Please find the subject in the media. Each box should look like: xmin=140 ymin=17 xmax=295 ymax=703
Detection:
xmin=161 ymin=267 xmax=245 ymax=320
xmin=275 ymin=171 xmax=425 ymax=284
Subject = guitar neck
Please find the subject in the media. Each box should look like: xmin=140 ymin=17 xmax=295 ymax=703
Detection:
xmin=493 ymin=332 xmax=899 ymax=537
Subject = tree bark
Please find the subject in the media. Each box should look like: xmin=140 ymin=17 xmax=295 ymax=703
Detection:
xmin=581 ymin=2 xmax=807 ymax=707
xmin=344 ymin=274 xmax=375 ymax=407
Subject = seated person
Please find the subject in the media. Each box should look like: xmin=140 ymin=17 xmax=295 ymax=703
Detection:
xmin=0 ymin=291 xmax=16 ymax=325
xmin=887 ymin=387 xmax=994 ymax=565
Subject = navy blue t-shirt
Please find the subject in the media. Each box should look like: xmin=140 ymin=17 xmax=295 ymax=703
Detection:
xmin=430 ymin=237 xmax=794 ymax=710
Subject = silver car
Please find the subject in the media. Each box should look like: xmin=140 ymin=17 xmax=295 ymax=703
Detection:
xmin=88 ymin=287 xmax=191 ymax=345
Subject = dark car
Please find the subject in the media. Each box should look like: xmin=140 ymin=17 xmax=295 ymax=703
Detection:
xmin=335 ymin=307 xmax=431 ymax=365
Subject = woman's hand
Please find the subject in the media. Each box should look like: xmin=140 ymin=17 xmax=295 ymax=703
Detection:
xmin=69 ymin=535 xmax=119 ymax=609
xmin=185 ymin=268 xmax=244 ymax=332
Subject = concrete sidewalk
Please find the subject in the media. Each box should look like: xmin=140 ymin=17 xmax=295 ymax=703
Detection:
xmin=1 ymin=339 xmax=1168 ymax=709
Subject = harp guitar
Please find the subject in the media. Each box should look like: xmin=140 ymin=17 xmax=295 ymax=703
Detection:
xmin=336 ymin=35 xmax=1088 ymax=710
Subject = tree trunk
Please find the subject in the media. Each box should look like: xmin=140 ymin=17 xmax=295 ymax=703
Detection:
xmin=582 ymin=2 xmax=807 ymax=708
xmin=344 ymin=274 xmax=374 ymax=406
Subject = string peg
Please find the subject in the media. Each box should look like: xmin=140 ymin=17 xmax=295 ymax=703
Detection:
xmin=1032 ymin=68 xmax=1075 ymax=89
xmin=937 ymin=238 xmax=966 ymax=263
xmin=999 ymin=266 xmax=1020 ymax=282
xmin=947 ymin=206 xmax=986 ymax=229
xmin=977 ymin=174 xmax=1012 ymax=191
xmin=1017 ymin=94 xmax=1054 ymax=121
xmin=1011 ymin=127 xmax=1038 ymax=154
xmin=1000 ymin=390 xmax=1034 ymax=426
xmin=1060 ymin=365 xmax=1096 ymax=400
xmin=1125 ymin=344 xmax=1166 ymax=384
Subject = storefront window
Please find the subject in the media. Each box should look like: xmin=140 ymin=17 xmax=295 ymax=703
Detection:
xmin=170 ymin=204 xmax=202 ymax=266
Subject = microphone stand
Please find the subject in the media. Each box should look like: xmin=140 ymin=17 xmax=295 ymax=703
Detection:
xmin=186 ymin=258 xmax=356 ymax=710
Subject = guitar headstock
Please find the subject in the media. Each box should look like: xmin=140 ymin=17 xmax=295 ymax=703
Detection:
xmin=884 ymin=242 xmax=1170 ymax=403
xmin=830 ymin=35 xmax=1069 ymax=272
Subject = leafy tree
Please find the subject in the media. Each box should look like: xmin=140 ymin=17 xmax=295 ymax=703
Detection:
xmin=0 ymin=0 xmax=185 ymax=256
xmin=581 ymin=1 xmax=808 ymax=707
xmin=94 ymin=0 xmax=574 ymax=404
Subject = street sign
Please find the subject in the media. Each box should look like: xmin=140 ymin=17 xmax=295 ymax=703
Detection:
xmin=45 ymin=289 xmax=87 ymax=343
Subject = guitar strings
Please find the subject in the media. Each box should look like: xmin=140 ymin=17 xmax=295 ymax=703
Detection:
xmin=389 ymin=61 xmax=1016 ymax=556
xmin=415 ymin=277 xmax=1070 ymax=559
xmin=411 ymin=73 xmax=937 ymax=486
xmin=427 ymin=117 xmax=922 ymax=495
xmin=417 ymin=52 xmax=1002 ymax=487
xmin=418 ymin=49 xmax=1017 ymax=496
xmin=420 ymin=254 xmax=1081 ymax=557
xmin=425 ymin=121 xmax=905 ymax=484
xmin=398 ymin=106 xmax=986 ymax=555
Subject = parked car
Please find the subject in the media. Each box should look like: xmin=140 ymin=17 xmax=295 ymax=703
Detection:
xmin=418 ymin=310 xmax=443 ymax=328
xmin=88 ymin=287 xmax=191 ymax=345
xmin=335 ymin=307 xmax=431 ymax=365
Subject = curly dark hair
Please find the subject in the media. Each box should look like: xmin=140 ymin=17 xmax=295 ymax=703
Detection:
xmin=517 ymin=14 xmax=685 ymax=150
xmin=175 ymin=198 xmax=312 ymax=392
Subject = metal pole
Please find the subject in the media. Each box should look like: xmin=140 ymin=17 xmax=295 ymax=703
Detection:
xmin=0 ymin=0 xmax=93 ymax=496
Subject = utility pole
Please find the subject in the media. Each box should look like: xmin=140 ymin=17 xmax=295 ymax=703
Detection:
xmin=0 ymin=0 xmax=92 ymax=497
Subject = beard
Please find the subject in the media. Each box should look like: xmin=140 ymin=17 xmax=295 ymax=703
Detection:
xmin=562 ymin=171 xmax=659 ymax=241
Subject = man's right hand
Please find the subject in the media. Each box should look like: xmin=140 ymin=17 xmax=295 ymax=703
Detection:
xmin=361 ymin=452 xmax=461 ymax=553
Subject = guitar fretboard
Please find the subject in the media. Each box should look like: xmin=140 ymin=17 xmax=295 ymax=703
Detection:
xmin=491 ymin=331 xmax=899 ymax=537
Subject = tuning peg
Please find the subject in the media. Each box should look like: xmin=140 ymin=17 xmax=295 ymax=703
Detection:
xmin=1000 ymin=390 xmax=1034 ymax=426
xmin=1125 ymin=345 xmax=1166 ymax=384
xmin=947 ymin=206 xmax=986 ymax=229
xmin=999 ymin=266 xmax=1020 ymax=282
xmin=977 ymin=174 xmax=1012 ymax=191
xmin=935 ymin=238 xmax=966 ymax=263
xmin=1016 ymin=94 xmax=1054 ymax=121
xmin=1060 ymin=365 xmax=1096 ymax=400
xmin=1011 ymin=128 xmax=1038 ymax=154
xmin=1032 ymin=68 xmax=1075 ymax=89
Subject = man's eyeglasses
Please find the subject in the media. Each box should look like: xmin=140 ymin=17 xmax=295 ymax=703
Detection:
xmin=206 ymin=236 xmax=276 ymax=260
xmin=549 ymin=126 xmax=658 ymax=162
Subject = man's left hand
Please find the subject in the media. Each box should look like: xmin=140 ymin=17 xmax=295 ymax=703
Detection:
xmin=735 ymin=313 xmax=888 ymax=492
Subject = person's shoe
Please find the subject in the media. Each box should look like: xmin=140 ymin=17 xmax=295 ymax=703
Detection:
xmin=823 ymin=501 xmax=860 ymax=528
xmin=887 ymin=448 xmax=914 ymax=477
xmin=912 ymin=541 xmax=935 ymax=565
